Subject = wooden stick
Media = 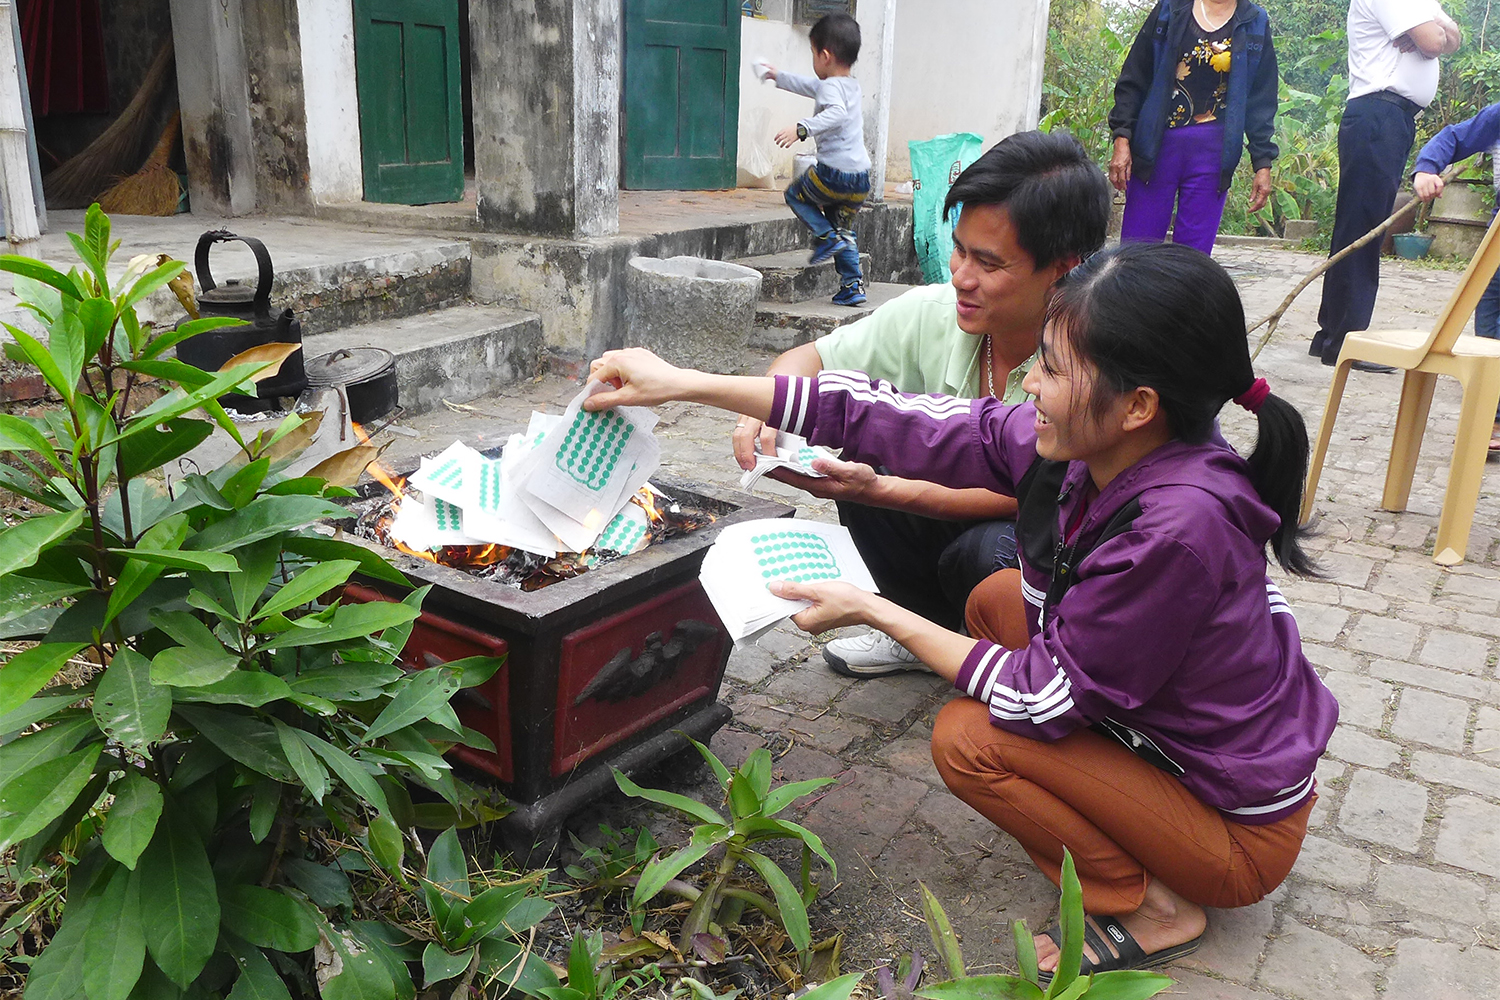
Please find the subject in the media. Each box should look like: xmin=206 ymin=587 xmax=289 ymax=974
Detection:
xmin=1247 ymin=163 xmax=1463 ymax=361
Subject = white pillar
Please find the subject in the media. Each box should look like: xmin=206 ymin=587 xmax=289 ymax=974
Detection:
xmin=297 ymin=0 xmax=363 ymax=205
xmin=1022 ymin=0 xmax=1052 ymax=130
xmin=0 ymin=0 xmax=38 ymax=254
xmin=867 ymin=0 xmax=897 ymax=201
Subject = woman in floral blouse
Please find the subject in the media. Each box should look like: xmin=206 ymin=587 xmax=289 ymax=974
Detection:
xmin=1107 ymin=0 xmax=1280 ymax=255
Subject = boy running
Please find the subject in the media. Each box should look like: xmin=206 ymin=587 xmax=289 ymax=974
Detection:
xmin=764 ymin=13 xmax=872 ymax=306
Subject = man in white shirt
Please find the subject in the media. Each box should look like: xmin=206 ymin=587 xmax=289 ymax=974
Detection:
xmin=1310 ymin=0 xmax=1460 ymax=372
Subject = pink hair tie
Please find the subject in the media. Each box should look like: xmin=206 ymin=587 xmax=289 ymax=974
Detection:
xmin=1234 ymin=377 xmax=1271 ymax=414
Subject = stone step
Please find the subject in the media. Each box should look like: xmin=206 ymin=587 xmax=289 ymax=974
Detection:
xmin=302 ymin=304 xmax=543 ymax=417
xmin=748 ymin=282 xmax=914 ymax=352
xmin=734 ymin=249 xmax=874 ymax=303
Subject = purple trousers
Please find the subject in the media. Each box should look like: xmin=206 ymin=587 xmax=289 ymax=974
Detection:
xmin=1120 ymin=121 xmax=1228 ymax=256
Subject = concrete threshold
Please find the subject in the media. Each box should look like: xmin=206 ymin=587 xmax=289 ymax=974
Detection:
xmin=750 ymin=282 xmax=911 ymax=351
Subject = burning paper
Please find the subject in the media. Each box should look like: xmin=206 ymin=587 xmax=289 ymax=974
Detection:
xmin=387 ymin=495 xmax=485 ymax=550
xmin=699 ymin=519 xmax=878 ymax=643
xmin=738 ymin=432 xmax=836 ymax=491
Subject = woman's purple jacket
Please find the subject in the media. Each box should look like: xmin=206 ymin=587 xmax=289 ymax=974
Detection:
xmin=770 ymin=371 xmax=1339 ymax=824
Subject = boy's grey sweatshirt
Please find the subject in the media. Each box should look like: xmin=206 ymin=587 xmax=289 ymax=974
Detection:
xmin=776 ymin=71 xmax=871 ymax=173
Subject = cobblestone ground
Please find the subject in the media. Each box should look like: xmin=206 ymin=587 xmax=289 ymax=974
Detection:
xmin=386 ymin=245 xmax=1500 ymax=998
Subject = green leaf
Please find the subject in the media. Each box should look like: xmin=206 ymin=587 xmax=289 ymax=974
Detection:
xmin=759 ymin=776 xmax=837 ymax=818
xmin=140 ymin=315 xmax=245 ymax=362
xmin=741 ymin=848 xmax=811 ymax=951
xmin=1046 ymin=852 xmax=1084 ymax=1000
xmin=169 ymin=671 xmax=293 ymax=707
xmin=285 ymin=662 xmax=403 ymax=701
xmin=363 ymin=668 xmax=459 ymax=743
xmin=105 ymin=363 xmax=265 ymax=444
xmin=0 ymin=509 xmax=86 ymax=580
xmin=117 ymin=419 xmax=214 ymax=482
xmin=185 ymin=495 xmax=345 ymax=552
xmin=0 ymin=253 xmax=84 ymax=300
xmin=279 ymin=857 xmax=352 ymax=910
xmin=1015 ymin=918 xmax=1040 ymax=985
xmin=917 ymin=976 xmax=1045 ymax=1000
xmin=347 ymin=923 xmax=418 ymax=1000
xmin=49 ymin=309 xmax=87 ymax=400
xmin=0 ymin=714 xmax=96 ymax=775
xmin=368 ymin=812 xmax=405 ymax=880
xmin=686 ymin=735 xmax=731 ymax=791
xmin=221 ymin=884 xmax=320 ymax=953
xmin=228 ymin=539 xmax=280 ymax=622
xmin=106 ymin=546 xmax=239 ymax=572
xmin=249 ymin=778 xmax=279 ymax=843
xmin=259 ymin=601 xmax=420 ymax=650
xmin=82 ymin=863 xmax=147 ymax=1000
xmin=138 ymin=806 xmax=220 ymax=988
xmin=19 ymin=906 xmax=91 ymax=1000
xmin=740 ymin=748 xmax=773 ymax=800
xmin=92 ymin=648 xmax=171 ymax=749
xmin=612 ymin=768 xmax=725 ymax=827
xmin=632 ymin=839 xmax=713 ymax=908
xmin=293 ymin=729 xmax=390 ymax=815
xmin=0 ymin=743 xmax=102 ymax=853
xmin=798 ymin=973 xmax=865 ymax=1000
xmin=0 ymin=642 xmax=87 ymax=717
xmin=921 ymin=881 xmax=966 ymax=980
xmin=1079 ymin=970 xmax=1175 ymax=1000
xmin=221 ymin=457 xmax=272 ymax=509
xmin=223 ymin=935 xmax=294 ymax=1000
xmin=282 ymin=534 xmax=409 ymax=587
xmin=422 ymin=942 xmax=474 ymax=986
xmin=444 ymin=654 xmax=506 ymax=689
xmin=173 ymin=705 xmax=295 ymax=782
xmin=5 ymin=322 xmax=76 ymax=402
xmin=274 ymin=720 xmax=329 ymax=803
xmin=119 ymin=258 xmax=186 ymax=312
xmin=82 ymin=205 xmax=112 ymax=286
xmin=77 ymin=294 xmax=117 ymax=361
xmin=737 ymin=817 xmax=835 ymax=878
xmin=476 ymin=937 xmax=560 ymax=997
xmin=102 ymin=773 xmax=164 ymax=870
xmin=0 ymin=693 xmax=80 ymax=740
xmin=255 ymin=559 xmax=359 ymax=620
xmin=150 ymin=645 xmax=240 ymax=687
xmin=425 ymin=827 xmax=469 ymax=924
xmin=0 ymin=413 xmax=65 ymax=474
xmin=319 ymin=925 xmax=399 ymax=1000
xmin=1048 ymin=978 xmax=1091 ymax=1000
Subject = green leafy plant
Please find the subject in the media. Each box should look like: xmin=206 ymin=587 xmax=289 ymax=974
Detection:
xmin=537 ymin=930 xmax=641 ymax=1000
xmin=411 ymin=828 xmax=558 ymax=995
xmin=916 ymin=852 xmax=1173 ymax=1000
xmin=565 ymin=823 xmax=660 ymax=933
xmin=611 ymin=737 xmax=836 ymax=960
xmin=0 ymin=205 xmax=511 ymax=997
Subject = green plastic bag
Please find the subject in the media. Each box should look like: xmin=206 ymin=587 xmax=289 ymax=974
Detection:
xmin=909 ymin=132 xmax=984 ymax=284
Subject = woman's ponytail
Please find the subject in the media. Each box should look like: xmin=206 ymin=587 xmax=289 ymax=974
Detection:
xmin=1243 ymin=392 xmax=1317 ymax=576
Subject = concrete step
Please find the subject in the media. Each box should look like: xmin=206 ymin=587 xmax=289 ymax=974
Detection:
xmin=734 ymin=249 xmax=874 ymax=303
xmin=302 ymin=304 xmax=543 ymax=417
xmin=748 ymin=282 xmax=914 ymax=352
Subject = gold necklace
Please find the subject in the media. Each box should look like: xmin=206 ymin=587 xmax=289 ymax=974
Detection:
xmin=983 ymin=334 xmax=997 ymax=398
xmin=1195 ymin=0 xmax=1234 ymax=31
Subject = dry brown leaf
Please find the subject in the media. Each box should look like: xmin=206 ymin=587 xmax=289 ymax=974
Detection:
xmin=256 ymin=410 xmax=324 ymax=465
xmin=305 ymin=445 xmax=379 ymax=487
xmin=220 ymin=342 xmax=302 ymax=382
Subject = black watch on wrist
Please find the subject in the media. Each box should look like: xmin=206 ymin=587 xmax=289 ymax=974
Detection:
xmin=796 ymin=123 xmax=808 ymax=142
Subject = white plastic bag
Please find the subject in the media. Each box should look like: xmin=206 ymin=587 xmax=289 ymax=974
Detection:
xmin=738 ymin=107 xmax=776 ymax=189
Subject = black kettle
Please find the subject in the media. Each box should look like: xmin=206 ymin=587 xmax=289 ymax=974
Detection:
xmin=174 ymin=230 xmax=307 ymax=412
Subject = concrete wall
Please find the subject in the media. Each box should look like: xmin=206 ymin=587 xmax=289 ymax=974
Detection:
xmin=169 ymin=0 xmax=258 ymax=215
xmin=297 ymin=0 xmax=363 ymax=205
xmin=884 ymin=0 xmax=1050 ymax=182
xmin=736 ymin=18 xmax=814 ymax=187
xmin=242 ymin=0 xmax=312 ymax=211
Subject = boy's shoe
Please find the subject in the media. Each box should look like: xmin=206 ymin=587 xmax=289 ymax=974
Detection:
xmin=832 ymin=282 xmax=867 ymax=307
xmin=809 ymin=233 xmax=849 ymax=266
xmin=823 ymin=630 xmax=928 ymax=677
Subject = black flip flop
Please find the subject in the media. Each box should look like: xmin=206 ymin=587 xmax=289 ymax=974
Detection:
xmin=1035 ymin=916 xmax=1203 ymax=985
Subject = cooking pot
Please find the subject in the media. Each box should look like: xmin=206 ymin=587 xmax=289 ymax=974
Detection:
xmin=305 ymin=348 xmax=398 ymax=424
xmin=174 ymin=230 xmax=307 ymax=413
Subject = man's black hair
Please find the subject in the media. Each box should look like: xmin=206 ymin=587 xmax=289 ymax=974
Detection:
xmin=810 ymin=13 xmax=861 ymax=66
xmin=942 ymin=130 xmax=1110 ymax=270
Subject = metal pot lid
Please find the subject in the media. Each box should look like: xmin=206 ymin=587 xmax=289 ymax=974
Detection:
xmin=199 ymin=279 xmax=256 ymax=304
xmin=305 ymin=347 xmax=396 ymax=387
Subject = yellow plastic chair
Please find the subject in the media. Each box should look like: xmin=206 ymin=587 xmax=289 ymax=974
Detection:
xmin=1302 ymin=211 xmax=1500 ymax=566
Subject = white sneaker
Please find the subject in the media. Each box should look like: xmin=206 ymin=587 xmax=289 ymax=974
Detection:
xmin=823 ymin=630 xmax=928 ymax=678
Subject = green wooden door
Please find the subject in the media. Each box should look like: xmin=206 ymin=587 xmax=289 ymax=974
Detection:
xmin=623 ymin=0 xmax=740 ymax=190
xmin=353 ymin=0 xmax=465 ymax=204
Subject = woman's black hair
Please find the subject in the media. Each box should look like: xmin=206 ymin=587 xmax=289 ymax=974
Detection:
xmin=941 ymin=130 xmax=1110 ymax=270
xmin=809 ymin=14 xmax=861 ymax=66
xmin=1045 ymin=242 xmax=1316 ymax=575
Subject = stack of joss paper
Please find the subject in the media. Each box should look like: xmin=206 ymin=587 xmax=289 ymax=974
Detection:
xmin=389 ymin=382 xmax=661 ymax=558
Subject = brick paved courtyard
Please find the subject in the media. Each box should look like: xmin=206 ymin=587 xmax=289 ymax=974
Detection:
xmin=387 ymin=244 xmax=1500 ymax=999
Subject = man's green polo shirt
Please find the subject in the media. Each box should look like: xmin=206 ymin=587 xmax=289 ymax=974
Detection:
xmin=813 ymin=283 xmax=1035 ymax=403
